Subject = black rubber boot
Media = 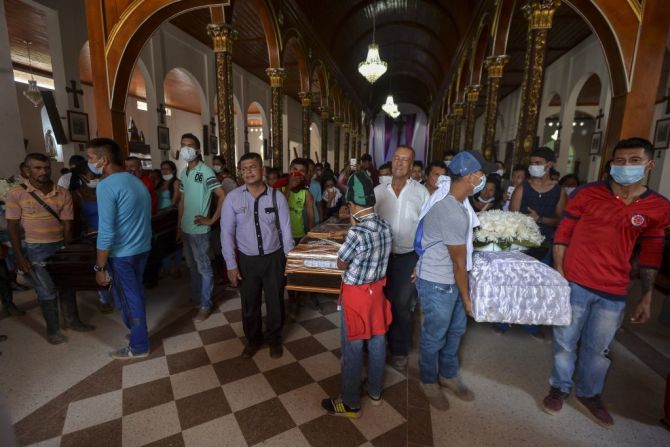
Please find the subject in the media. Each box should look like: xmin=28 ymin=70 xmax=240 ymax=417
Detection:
xmin=60 ymin=290 xmax=95 ymax=332
xmin=40 ymin=300 xmax=66 ymax=344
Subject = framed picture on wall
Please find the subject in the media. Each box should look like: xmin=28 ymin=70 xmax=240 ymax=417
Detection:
xmin=589 ymin=131 xmax=602 ymax=155
xmin=653 ymin=117 xmax=670 ymax=149
xmin=67 ymin=110 xmax=89 ymax=143
xmin=157 ymin=126 xmax=170 ymax=150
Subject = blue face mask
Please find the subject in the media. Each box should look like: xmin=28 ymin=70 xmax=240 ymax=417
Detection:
xmin=88 ymin=161 xmax=103 ymax=175
xmin=471 ymin=174 xmax=486 ymax=196
xmin=610 ymin=164 xmax=646 ymax=186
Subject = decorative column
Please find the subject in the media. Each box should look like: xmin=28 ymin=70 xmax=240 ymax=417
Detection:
xmin=445 ymin=115 xmax=456 ymax=152
xmin=357 ymin=133 xmax=363 ymax=158
xmin=207 ymin=24 xmax=237 ymax=169
xmin=351 ymin=132 xmax=358 ymax=160
xmin=266 ymin=68 xmax=286 ymax=170
xmin=319 ymin=107 xmax=329 ymax=164
xmin=298 ymin=91 xmax=311 ymax=157
xmin=463 ymin=85 xmax=481 ymax=150
xmin=514 ymin=0 xmax=561 ymax=164
xmin=333 ymin=117 xmax=341 ymax=172
xmin=440 ymin=118 xmax=451 ymax=158
xmin=482 ymin=55 xmax=510 ymax=161
xmin=343 ymin=124 xmax=351 ymax=166
xmin=451 ymin=103 xmax=465 ymax=151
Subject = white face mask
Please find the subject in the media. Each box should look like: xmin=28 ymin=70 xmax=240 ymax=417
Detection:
xmin=477 ymin=195 xmax=494 ymax=204
xmin=213 ymin=165 xmax=222 ymax=173
xmin=444 ymin=160 xmax=452 ymax=167
xmin=379 ymin=175 xmax=392 ymax=185
xmin=179 ymin=147 xmax=198 ymax=162
xmin=86 ymin=178 xmax=99 ymax=188
xmin=528 ymin=164 xmax=546 ymax=178
xmin=162 ymin=174 xmax=174 ymax=181
xmin=495 ymin=169 xmax=504 ymax=177
xmin=564 ymin=187 xmax=576 ymax=196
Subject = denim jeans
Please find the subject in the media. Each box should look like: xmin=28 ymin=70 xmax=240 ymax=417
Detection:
xmin=108 ymin=251 xmax=150 ymax=353
xmin=340 ymin=303 xmax=386 ymax=409
xmin=182 ymin=232 xmax=213 ymax=309
xmin=24 ymin=241 xmax=63 ymax=301
xmin=550 ymin=282 xmax=626 ymax=397
xmin=417 ymin=278 xmax=467 ymax=384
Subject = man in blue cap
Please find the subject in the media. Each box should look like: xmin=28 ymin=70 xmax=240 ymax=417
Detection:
xmin=415 ymin=150 xmax=495 ymax=410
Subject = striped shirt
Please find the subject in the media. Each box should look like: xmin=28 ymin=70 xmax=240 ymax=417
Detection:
xmin=338 ymin=213 xmax=392 ymax=285
xmin=5 ymin=183 xmax=73 ymax=243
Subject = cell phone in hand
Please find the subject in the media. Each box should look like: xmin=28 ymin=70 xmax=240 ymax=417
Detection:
xmin=350 ymin=158 xmax=357 ymax=168
xmin=507 ymin=186 xmax=515 ymax=196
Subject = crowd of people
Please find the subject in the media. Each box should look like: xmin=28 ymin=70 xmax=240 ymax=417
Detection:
xmin=0 ymin=134 xmax=666 ymax=428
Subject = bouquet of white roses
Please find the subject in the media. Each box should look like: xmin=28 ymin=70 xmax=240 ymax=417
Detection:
xmin=474 ymin=210 xmax=544 ymax=251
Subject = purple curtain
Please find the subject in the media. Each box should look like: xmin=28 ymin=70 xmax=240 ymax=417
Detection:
xmin=383 ymin=116 xmax=394 ymax=161
xmin=404 ymin=114 xmax=416 ymax=147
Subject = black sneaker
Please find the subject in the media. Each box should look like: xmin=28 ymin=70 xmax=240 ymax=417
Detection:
xmin=241 ymin=344 xmax=260 ymax=359
xmin=321 ymin=398 xmax=361 ymax=418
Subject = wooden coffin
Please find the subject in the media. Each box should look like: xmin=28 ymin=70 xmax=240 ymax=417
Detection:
xmin=45 ymin=208 xmax=179 ymax=290
xmin=285 ymin=217 xmax=350 ymax=295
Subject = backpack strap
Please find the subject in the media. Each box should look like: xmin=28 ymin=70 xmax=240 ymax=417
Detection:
xmin=20 ymin=184 xmax=62 ymax=223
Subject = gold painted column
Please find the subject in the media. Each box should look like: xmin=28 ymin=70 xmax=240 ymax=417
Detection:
xmin=514 ymin=0 xmax=561 ymax=163
xmin=333 ymin=117 xmax=341 ymax=172
xmin=451 ymin=103 xmax=465 ymax=151
xmin=351 ymin=132 xmax=358 ymax=160
xmin=266 ymin=68 xmax=286 ymax=170
xmin=463 ymin=85 xmax=481 ymax=151
xmin=482 ymin=55 xmax=510 ymax=161
xmin=319 ymin=107 xmax=329 ymax=164
xmin=343 ymin=124 xmax=350 ymax=167
xmin=207 ymin=24 xmax=237 ymax=169
xmin=298 ymin=92 xmax=311 ymax=158
xmin=446 ymin=115 xmax=456 ymax=151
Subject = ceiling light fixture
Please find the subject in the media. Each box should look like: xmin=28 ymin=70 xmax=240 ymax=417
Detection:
xmin=22 ymin=41 xmax=42 ymax=108
xmin=358 ymin=8 xmax=387 ymax=84
xmin=382 ymin=94 xmax=399 ymax=117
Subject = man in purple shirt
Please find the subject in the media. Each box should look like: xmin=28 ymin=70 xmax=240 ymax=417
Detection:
xmin=221 ymin=152 xmax=294 ymax=359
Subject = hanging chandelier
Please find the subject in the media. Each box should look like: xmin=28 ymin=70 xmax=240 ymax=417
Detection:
xmin=358 ymin=10 xmax=387 ymax=84
xmin=22 ymin=41 xmax=42 ymax=108
xmin=382 ymin=95 xmax=398 ymax=117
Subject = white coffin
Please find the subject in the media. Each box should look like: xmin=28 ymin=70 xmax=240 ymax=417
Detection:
xmin=469 ymin=251 xmax=571 ymax=326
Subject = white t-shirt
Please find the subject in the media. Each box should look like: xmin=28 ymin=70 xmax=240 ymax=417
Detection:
xmin=57 ymin=173 xmax=72 ymax=189
xmin=374 ymin=178 xmax=429 ymax=254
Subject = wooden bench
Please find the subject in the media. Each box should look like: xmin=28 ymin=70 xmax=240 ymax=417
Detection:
xmin=46 ymin=208 xmax=179 ymax=290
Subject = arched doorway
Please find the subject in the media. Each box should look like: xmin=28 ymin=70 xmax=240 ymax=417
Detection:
xmin=567 ymin=74 xmax=602 ymax=181
xmin=247 ymin=102 xmax=267 ymax=161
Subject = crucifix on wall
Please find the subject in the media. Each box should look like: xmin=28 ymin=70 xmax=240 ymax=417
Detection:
xmin=65 ymin=80 xmax=83 ymax=109
xmin=157 ymin=103 xmax=167 ymax=125
xmin=595 ymin=108 xmax=605 ymax=130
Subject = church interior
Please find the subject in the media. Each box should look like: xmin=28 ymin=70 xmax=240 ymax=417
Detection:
xmin=2 ymin=0 xmax=670 ymax=446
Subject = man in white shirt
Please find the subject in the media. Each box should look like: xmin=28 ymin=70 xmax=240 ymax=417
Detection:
xmin=374 ymin=146 xmax=429 ymax=371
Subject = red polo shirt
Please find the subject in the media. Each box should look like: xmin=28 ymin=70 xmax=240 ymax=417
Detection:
xmin=554 ymin=181 xmax=670 ymax=298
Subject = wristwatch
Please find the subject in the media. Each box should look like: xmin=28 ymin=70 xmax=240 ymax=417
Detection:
xmin=93 ymin=264 xmax=106 ymax=273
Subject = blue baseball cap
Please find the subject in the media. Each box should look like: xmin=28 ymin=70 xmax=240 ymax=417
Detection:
xmin=447 ymin=150 xmax=497 ymax=176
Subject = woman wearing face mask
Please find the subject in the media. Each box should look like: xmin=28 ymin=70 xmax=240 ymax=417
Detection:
xmin=558 ymin=174 xmax=580 ymax=199
xmin=471 ymin=174 xmax=503 ymax=211
xmin=321 ymin=175 xmax=342 ymax=219
xmin=156 ymin=161 xmax=183 ymax=279
xmin=503 ymin=147 xmax=567 ymax=339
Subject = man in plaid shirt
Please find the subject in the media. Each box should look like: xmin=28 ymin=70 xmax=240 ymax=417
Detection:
xmin=322 ymin=172 xmax=392 ymax=419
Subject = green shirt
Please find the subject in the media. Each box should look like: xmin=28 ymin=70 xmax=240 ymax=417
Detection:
xmin=179 ymin=162 xmax=221 ymax=235
xmin=288 ymin=189 xmax=308 ymax=239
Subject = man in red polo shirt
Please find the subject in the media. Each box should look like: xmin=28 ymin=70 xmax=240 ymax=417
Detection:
xmin=543 ymin=137 xmax=670 ymax=427
xmin=125 ymin=157 xmax=157 ymax=214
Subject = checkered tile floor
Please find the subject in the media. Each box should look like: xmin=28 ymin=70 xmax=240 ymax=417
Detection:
xmin=14 ymin=289 xmax=433 ymax=446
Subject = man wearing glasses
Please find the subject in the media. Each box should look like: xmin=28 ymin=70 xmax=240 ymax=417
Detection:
xmin=543 ymin=137 xmax=670 ymax=427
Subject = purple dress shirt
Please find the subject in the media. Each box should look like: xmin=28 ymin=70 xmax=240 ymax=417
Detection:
xmin=221 ymin=184 xmax=294 ymax=270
